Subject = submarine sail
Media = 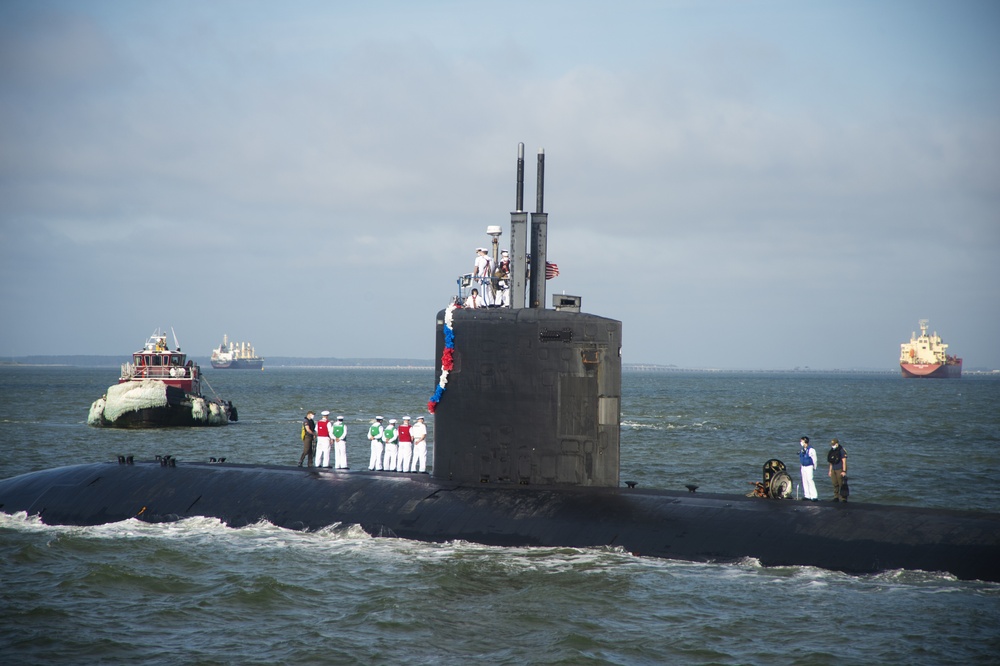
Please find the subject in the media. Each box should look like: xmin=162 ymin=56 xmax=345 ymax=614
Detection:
xmin=433 ymin=146 xmax=622 ymax=487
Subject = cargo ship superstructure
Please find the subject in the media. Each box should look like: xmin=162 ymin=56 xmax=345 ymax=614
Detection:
xmin=900 ymin=320 xmax=962 ymax=378
xmin=211 ymin=334 xmax=264 ymax=370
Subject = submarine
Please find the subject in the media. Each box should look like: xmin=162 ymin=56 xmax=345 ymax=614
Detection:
xmin=1 ymin=145 xmax=998 ymax=582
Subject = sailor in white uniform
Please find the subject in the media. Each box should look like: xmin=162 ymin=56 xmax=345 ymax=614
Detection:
xmin=474 ymin=247 xmax=494 ymax=306
xmin=368 ymin=416 xmax=384 ymax=470
xmin=382 ymin=419 xmax=399 ymax=471
xmin=314 ymin=411 xmax=332 ymax=468
xmin=397 ymin=416 xmax=413 ymax=472
xmin=799 ymin=436 xmax=818 ymax=500
xmin=410 ymin=415 xmax=428 ymax=473
xmin=332 ymin=416 xmax=348 ymax=469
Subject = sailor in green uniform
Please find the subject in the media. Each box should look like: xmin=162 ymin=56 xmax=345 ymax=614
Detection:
xmin=368 ymin=416 xmax=384 ymax=470
xmin=383 ymin=418 xmax=399 ymax=472
xmin=332 ymin=416 xmax=348 ymax=469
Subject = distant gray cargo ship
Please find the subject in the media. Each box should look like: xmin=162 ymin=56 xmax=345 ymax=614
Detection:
xmin=210 ymin=334 xmax=264 ymax=370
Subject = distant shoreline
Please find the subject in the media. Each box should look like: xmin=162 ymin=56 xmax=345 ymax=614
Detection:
xmin=1 ymin=356 xmax=997 ymax=374
xmin=0 ymin=356 xmax=435 ymax=369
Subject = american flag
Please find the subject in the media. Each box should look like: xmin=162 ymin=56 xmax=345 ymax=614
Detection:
xmin=545 ymin=261 xmax=559 ymax=280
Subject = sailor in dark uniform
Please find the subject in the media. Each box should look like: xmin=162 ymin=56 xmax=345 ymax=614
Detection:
xmin=299 ymin=411 xmax=316 ymax=467
xmin=827 ymin=438 xmax=848 ymax=501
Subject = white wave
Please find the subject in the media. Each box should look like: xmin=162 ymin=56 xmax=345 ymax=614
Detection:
xmin=4 ymin=512 xmax=994 ymax=589
xmin=0 ymin=510 xmax=46 ymax=530
xmin=0 ymin=512 xmax=425 ymax=567
xmin=621 ymin=420 xmax=663 ymax=431
xmin=621 ymin=419 xmax=720 ymax=431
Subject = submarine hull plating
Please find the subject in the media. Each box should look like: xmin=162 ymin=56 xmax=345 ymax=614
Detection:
xmin=2 ymin=461 xmax=998 ymax=582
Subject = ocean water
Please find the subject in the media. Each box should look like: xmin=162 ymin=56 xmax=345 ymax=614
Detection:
xmin=1 ymin=366 xmax=999 ymax=665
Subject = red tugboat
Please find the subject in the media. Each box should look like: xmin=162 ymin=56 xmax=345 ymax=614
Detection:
xmin=88 ymin=329 xmax=237 ymax=427
xmin=899 ymin=320 xmax=962 ymax=379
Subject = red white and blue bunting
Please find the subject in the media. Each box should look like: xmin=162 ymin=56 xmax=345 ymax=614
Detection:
xmin=428 ymin=303 xmax=457 ymax=413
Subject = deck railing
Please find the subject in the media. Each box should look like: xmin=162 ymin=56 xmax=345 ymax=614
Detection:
xmin=120 ymin=362 xmax=197 ymax=381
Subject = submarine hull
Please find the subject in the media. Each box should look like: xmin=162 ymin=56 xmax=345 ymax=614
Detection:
xmin=2 ymin=461 xmax=998 ymax=582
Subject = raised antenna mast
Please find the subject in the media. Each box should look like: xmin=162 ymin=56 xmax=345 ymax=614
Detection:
xmin=516 ymin=142 xmax=524 ymax=213
xmin=528 ymin=148 xmax=548 ymax=308
xmin=535 ymin=147 xmax=544 ymax=214
xmin=509 ymin=143 xmax=528 ymax=309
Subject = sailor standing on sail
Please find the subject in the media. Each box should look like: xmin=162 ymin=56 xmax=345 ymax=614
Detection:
xmin=494 ymin=250 xmax=511 ymax=307
xmin=474 ymin=247 xmax=494 ymax=306
xmin=314 ymin=411 xmax=332 ymax=468
xmin=368 ymin=416 xmax=384 ymax=471
xmin=332 ymin=416 xmax=348 ymax=469
xmin=383 ymin=419 xmax=399 ymax=472
xmin=798 ymin=436 xmax=818 ymax=501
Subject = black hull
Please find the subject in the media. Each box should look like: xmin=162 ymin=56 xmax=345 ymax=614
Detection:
xmin=97 ymin=404 xmax=234 ymax=428
xmin=1 ymin=461 xmax=997 ymax=582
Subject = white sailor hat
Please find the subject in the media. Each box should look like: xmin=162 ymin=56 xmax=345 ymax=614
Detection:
xmin=403 ymin=416 xmax=410 ymax=421
xmin=375 ymin=415 xmax=383 ymax=420
xmin=476 ymin=247 xmax=487 ymax=252
xmin=501 ymin=250 xmax=509 ymax=255
xmin=416 ymin=415 xmax=424 ymax=420
xmin=320 ymin=410 xmax=330 ymax=416
xmin=336 ymin=416 xmax=343 ymax=421
xmin=389 ymin=418 xmax=397 ymax=423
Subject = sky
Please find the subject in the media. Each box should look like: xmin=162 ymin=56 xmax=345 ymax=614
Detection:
xmin=1 ymin=0 xmax=998 ymax=370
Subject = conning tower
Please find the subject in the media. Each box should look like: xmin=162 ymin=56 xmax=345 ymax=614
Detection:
xmin=432 ymin=145 xmax=623 ymax=487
